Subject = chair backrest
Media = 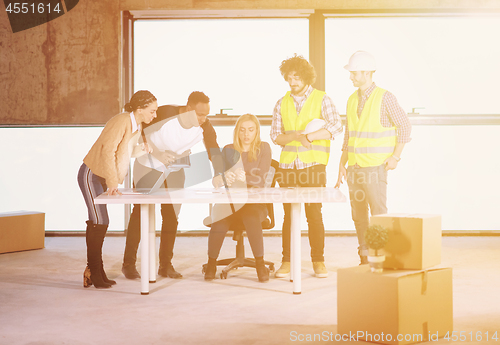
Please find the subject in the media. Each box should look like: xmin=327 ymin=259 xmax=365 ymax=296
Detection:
xmin=261 ymin=204 xmax=274 ymax=230
xmin=263 ymin=165 xmax=275 ymax=189
xmin=270 ymin=159 xmax=280 ymax=188
xmin=260 ymin=160 xmax=278 ymax=229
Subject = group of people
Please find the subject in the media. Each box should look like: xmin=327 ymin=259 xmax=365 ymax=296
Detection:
xmin=77 ymin=51 xmax=411 ymax=289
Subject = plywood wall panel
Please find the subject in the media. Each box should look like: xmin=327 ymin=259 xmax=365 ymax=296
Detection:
xmin=45 ymin=1 xmax=121 ymax=124
xmin=0 ymin=14 xmax=48 ymax=124
xmin=1 ymin=0 xmax=120 ymax=125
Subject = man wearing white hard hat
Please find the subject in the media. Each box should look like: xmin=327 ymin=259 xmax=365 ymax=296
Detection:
xmin=271 ymin=54 xmax=343 ymax=278
xmin=335 ymin=51 xmax=412 ymax=264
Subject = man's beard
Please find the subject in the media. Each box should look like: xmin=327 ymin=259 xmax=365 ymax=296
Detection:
xmin=291 ymin=85 xmax=306 ymax=95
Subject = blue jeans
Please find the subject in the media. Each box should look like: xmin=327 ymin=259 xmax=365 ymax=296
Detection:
xmin=346 ymin=164 xmax=388 ymax=256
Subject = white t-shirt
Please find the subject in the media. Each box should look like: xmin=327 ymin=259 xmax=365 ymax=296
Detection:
xmin=137 ymin=117 xmax=203 ymax=170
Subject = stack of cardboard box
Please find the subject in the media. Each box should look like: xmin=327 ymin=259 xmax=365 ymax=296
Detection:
xmin=337 ymin=214 xmax=453 ymax=345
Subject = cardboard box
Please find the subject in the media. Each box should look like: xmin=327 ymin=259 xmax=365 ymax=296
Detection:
xmin=337 ymin=265 xmax=453 ymax=345
xmin=0 ymin=211 xmax=45 ymax=254
xmin=370 ymin=214 xmax=441 ymax=270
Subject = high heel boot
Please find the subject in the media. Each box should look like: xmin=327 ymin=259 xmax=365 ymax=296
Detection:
xmin=84 ymin=221 xmax=112 ymax=289
xmin=95 ymin=223 xmax=116 ymax=285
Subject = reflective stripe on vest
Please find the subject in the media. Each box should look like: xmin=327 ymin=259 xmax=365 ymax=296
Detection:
xmin=282 ymin=145 xmax=331 ymax=153
xmin=347 ymin=146 xmax=395 ymax=154
xmin=348 ymin=128 xmax=396 ymax=139
xmin=280 ymin=89 xmax=330 ymax=165
xmin=347 ymin=87 xmax=397 ymax=167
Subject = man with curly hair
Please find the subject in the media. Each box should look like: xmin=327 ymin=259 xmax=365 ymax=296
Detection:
xmin=271 ymin=54 xmax=343 ymax=278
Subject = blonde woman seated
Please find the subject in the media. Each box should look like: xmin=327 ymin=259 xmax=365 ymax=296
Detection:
xmin=205 ymin=114 xmax=272 ymax=282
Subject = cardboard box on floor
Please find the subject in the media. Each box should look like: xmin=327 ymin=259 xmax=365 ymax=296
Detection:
xmin=337 ymin=265 xmax=453 ymax=345
xmin=370 ymin=214 xmax=441 ymax=270
xmin=0 ymin=211 xmax=45 ymax=254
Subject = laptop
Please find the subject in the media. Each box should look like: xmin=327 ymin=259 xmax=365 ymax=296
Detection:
xmin=121 ymin=154 xmax=191 ymax=195
xmin=121 ymin=168 xmax=167 ymax=195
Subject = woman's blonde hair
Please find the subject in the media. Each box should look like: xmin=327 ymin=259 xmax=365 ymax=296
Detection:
xmin=233 ymin=114 xmax=261 ymax=162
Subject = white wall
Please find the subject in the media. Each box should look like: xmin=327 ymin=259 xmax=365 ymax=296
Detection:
xmin=1 ymin=125 xmax=498 ymax=231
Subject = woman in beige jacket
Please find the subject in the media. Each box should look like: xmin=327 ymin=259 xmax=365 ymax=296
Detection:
xmin=77 ymin=90 xmax=158 ymax=288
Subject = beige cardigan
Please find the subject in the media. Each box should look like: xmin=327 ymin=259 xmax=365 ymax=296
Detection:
xmin=83 ymin=112 xmax=145 ymax=188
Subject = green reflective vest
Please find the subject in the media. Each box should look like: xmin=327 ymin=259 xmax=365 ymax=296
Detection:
xmin=280 ymin=89 xmax=330 ymax=165
xmin=347 ymin=87 xmax=397 ymax=167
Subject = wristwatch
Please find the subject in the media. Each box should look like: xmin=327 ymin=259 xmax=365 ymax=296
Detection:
xmin=392 ymin=154 xmax=401 ymax=162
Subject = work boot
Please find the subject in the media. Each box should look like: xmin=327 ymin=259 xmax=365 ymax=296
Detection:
xmin=275 ymin=261 xmax=290 ymax=278
xmin=122 ymin=264 xmax=141 ymax=279
xmin=312 ymin=262 xmax=328 ymax=278
xmin=255 ymin=257 xmax=269 ymax=283
xmin=358 ymin=247 xmax=369 ymax=265
xmin=158 ymin=263 xmax=183 ymax=278
xmin=204 ymin=257 xmax=217 ymax=281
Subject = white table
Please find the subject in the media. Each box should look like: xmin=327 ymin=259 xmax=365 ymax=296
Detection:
xmin=95 ymin=187 xmax=346 ymax=295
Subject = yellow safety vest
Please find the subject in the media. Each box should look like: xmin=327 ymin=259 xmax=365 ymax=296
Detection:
xmin=347 ymin=87 xmax=397 ymax=167
xmin=280 ymin=89 xmax=330 ymax=165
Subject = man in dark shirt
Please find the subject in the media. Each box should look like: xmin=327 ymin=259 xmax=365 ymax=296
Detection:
xmin=122 ymin=91 xmax=221 ymax=279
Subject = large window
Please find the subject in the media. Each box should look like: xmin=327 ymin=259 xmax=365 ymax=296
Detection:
xmin=0 ymin=127 xmax=125 ymax=231
xmin=132 ymin=15 xmax=500 ymax=232
xmin=325 ymin=16 xmax=500 ymax=115
xmin=134 ymin=19 xmax=309 ymax=115
xmin=1 ymin=124 xmax=498 ymax=231
xmin=2 ymin=14 xmax=498 ymax=232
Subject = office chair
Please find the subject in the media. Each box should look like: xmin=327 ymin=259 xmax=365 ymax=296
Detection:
xmin=202 ymin=159 xmax=280 ymax=279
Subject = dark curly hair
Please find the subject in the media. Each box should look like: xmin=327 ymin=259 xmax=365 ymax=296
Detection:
xmin=279 ymin=54 xmax=316 ymax=86
xmin=187 ymin=91 xmax=210 ymax=106
xmin=124 ymin=90 xmax=157 ymax=112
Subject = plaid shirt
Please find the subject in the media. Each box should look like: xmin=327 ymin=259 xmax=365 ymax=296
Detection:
xmin=341 ymin=83 xmax=412 ymax=151
xmin=271 ymin=85 xmax=343 ymax=170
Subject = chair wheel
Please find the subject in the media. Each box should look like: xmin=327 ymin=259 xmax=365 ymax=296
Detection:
xmin=220 ymin=271 xmax=228 ymax=279
xmin=202 ymin=263 xmax=207 ymax=274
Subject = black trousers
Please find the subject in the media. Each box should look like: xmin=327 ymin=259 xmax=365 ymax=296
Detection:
xmin=276 ymin=164 xmax=327 ymax=262
xmin=207 ymin=204 xmax=267 ymax=259
xmin=123 ymin=165 xmax=185 ymax=267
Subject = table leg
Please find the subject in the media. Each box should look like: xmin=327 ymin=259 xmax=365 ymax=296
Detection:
xmin=140 ymin=204 xmax=149 ymax=295
xmin=290 ymin=220 xmax=294 ymax=283
xmin=290 ymin=202 xmax=301 ymax=294
xmin=149 ymin=204 xmax=156 ymax=283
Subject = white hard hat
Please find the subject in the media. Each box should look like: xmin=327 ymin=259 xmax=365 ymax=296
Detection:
xmin=344 ymin=51 xmax=376 ymax=71
xmin=304 ymin=119 xmax=325 ymax=134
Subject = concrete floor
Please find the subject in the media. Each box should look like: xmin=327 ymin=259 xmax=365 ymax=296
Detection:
xmin=0 ymin=235 xmax=499 ymax=345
